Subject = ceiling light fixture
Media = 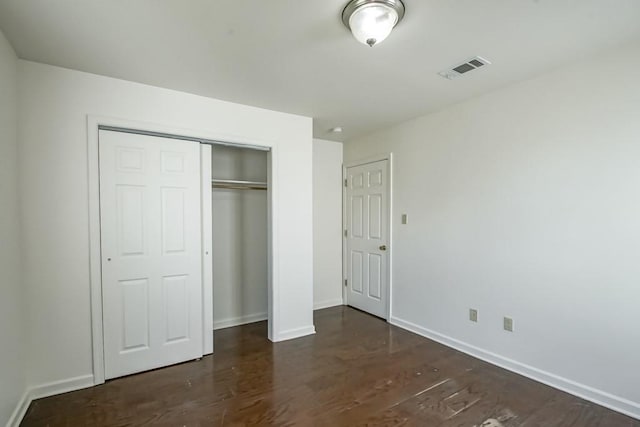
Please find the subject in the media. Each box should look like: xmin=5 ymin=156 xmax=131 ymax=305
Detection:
xmin=342 ymin=0 xmax=405 ymax=47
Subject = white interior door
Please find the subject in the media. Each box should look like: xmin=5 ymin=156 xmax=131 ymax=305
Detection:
xmin=99 ymin=130 xmax=203 ymax=379
xmin=345 ymin=159 xmax=389 ymax=319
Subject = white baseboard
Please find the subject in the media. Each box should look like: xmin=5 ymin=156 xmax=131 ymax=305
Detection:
xmin=6 ymin=374 xmax=94 ymax=427
xmin=6 ymin=390 xmax=29 ymax=427
xmin=314 ymin=298 xmax=344 ymax=310
xmin=275 ymin=325 xmax=316 ymax=342
xmin=213 ymin=312 xmax=268 ymax=330
xmin=15 ymin=316 xmax=637 ymax=424
xmin=29 ymin=374 xmax=95 ymax=400
xmin=389 ymin=316 xmax=640 ymax=420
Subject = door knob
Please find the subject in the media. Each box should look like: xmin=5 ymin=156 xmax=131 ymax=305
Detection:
xmin=379 ymin=245 xmax=387 ymax=251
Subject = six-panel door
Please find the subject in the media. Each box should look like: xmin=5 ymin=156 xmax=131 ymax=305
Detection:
xmin=346 ymin=160 xmax=389 ymax=318
xmin=99 ymin=130 xmax=203 ymax=379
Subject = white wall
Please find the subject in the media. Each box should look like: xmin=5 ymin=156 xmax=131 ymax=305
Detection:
xmin=17 ymin=61 xmax=314 ymax=391
xmin=345 ymin=41 xmax=640 ymax=417
xmin=0 ymin=29 xmax=25 ymax=427
xmin=211 ymin=145 xmax=268 ymax=329
xmin=312 ymin=139 xmax=344 ymax=310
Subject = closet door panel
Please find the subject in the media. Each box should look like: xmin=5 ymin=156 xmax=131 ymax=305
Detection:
xmin=161 ymin=187 xmax=187 ymax=254
xmin=117 ymin=184 xmax=146 ymax=256
xmin=100 ymin=130 xmax=203 ymax=380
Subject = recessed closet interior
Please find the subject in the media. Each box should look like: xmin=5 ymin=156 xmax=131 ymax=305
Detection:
xmin=210 ymin=144 xmax=268 ymax=331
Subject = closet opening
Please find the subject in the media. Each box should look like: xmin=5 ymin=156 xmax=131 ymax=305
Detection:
xmin=208 ymin=144 xmax=270 ymax=337
xmin=89 ymin=121 xmax=278 ymax=384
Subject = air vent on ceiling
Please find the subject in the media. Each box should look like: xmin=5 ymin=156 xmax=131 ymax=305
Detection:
xmin=438 ymin=56 xmax=491 ymax=80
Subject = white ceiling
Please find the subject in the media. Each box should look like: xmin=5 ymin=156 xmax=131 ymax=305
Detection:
xmin=1 ymin=0 xmax=639 ymax=142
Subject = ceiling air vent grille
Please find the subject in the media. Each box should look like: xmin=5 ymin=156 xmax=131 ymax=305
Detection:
xmin=438 ymin=56 xmax=491 ymax=80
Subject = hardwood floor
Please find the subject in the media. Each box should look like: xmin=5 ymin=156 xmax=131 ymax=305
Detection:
xmin=22 ymin=306 xmax=638 ymax=426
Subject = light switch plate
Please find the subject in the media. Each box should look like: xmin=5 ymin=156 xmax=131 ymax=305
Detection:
xmin=469 ymin=308 xmax=478 ymax=322
xmin=401 ymin=214 xmax=408 ymax=225
xmin=504 ymin=317 xmax=514 ymax=332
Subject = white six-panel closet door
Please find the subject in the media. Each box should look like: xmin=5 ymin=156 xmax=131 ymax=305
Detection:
xmin=99 ymin=130 xmax=203 ymax=379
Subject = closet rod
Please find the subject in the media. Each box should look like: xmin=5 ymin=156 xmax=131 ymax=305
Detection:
xmin=212 ymin=184 xmax=267 ymax=191
xmin=212 ymin=179 xmax=267 ymax=191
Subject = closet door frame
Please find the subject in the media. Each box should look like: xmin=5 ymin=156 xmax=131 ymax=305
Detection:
xmin=87 ymin=115 xmax=277 ymax=385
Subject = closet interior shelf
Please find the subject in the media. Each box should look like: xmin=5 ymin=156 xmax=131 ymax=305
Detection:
xmin=211 ymin=179 xmax=268 ymax=190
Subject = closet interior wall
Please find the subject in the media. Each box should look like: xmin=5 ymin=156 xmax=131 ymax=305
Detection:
xmin=211 ymin=145 xmax=268 ymax=330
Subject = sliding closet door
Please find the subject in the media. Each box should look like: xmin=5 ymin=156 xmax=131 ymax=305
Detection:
xmin=99 ymin=130 xmax=203 ymax=379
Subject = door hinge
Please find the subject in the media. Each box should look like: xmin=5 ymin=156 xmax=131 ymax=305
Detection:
xmin=344 ymin=179 xmax=348 ymax=187
xmin=344 ymin=279 xmax=348 ymax=287
xmin=344 ymin=229 xmax=348 ymax=237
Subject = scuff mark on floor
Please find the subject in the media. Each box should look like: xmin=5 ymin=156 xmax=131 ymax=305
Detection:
xmin=477 ymin=418 xmax=504 ymax=427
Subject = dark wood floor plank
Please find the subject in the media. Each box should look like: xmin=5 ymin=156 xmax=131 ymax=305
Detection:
xmin=20 ymin=306 xmax=639 ymax=426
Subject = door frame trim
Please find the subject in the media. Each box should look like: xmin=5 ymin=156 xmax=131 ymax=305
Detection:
xmin=342 ymin=153 xmax=393 ymax=320
xmin=87 ymin=115 xmax=278 ymax=385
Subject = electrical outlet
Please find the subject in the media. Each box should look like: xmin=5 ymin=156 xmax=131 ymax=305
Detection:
xmin=503 ymin=317 xmax=514 ymax=332
xmin=469 ymin=308 xmax=478 ymax=322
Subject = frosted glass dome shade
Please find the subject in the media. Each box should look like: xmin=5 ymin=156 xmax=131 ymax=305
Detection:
xmin=348 ymin=3 xmax=398 ymax=47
